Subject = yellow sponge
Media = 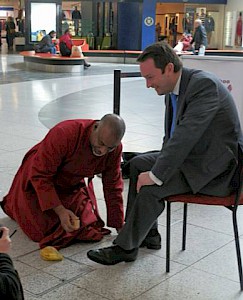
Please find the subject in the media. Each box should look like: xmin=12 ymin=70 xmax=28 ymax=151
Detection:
xmin=40 ymin=246 xmax=64 ymax=261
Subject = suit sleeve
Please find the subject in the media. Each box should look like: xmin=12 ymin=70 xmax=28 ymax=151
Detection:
xmin=152 ymin=76 xmax=219 ymax=183
xmin=200 ymin=26 xmax=208 ymax=46
xmin=102 ymin=144 xmax=124 ymax=229
xmin=0 ymin=253 xmax=24 ymax=300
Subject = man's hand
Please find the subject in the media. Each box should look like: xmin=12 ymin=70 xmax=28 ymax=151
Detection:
xmin=53 ymin=205 xmax=78 ymax=232
xmin=0 ymin=227 xmax=11 ymax=254
xmin=137 ymin=171 xmax=155 ymax=193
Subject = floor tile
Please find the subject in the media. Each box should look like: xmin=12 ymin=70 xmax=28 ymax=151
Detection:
xmin=192 ymin=238 xmax=243 ymax=282
xmin=136 ymin=267 xmax=243 ymax=300
xmin=42 ymin=258 xmax=93 ymax=280
xmin=150 ymin=222 xmax=233 ymax=267
xmin=20 ymin=270 xmax=63 ymax=296
xmin=38 ymin=283 xmax=109 ymax=300
xmin=72 ymin=253 xmax=186 ymax=300
xmin=13 ymin=260 xmax=38 ymax=277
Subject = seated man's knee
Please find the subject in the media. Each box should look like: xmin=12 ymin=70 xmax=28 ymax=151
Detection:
xmin=139 ymin=184 xmax=164 ymax=200
xmin=138 ymin=185 xmax=154 ymax=198
xmin=129 ymin=155 xmax=145 ymax=170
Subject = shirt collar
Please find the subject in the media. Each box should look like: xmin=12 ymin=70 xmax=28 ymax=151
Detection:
xmin=172 ymin=72 xmax=182 ymax=96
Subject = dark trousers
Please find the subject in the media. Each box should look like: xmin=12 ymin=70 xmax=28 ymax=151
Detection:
xmin=6 ymin=34 xmax=14 ymax=48
xmin=114 ymin=152 xmax=191 ymax=250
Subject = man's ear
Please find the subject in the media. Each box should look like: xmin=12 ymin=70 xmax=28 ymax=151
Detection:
xmin=165 ymin=62 xmax=175 ymax=75
xmin=94 ymin=121 xmax=99 ymax=130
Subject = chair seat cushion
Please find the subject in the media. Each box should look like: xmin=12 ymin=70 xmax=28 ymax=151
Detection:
xmin=166 ymin=193 xmax=243 ymax=206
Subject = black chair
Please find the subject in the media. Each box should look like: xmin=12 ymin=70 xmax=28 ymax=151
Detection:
xmin=165 ymin=159 xmax=243 ymax=290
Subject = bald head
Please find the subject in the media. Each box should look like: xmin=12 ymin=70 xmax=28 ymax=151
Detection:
xmin=90 ymin=114 xmax=126 ymax=156
xmin=99 ymin=114 xmax=126 ymax=142
xmin=194 ymin=19 xmax=202 ymax=27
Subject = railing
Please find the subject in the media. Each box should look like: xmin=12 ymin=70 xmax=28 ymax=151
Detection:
xmin=113 ymin=69 xmax=142 ymax=115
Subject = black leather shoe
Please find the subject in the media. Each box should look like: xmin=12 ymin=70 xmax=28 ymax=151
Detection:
xmin=140 ymin=229 xmax=161 ymax=250
xmin=87 ymin=245 xmax=138 ymax=265
xmin=84 ymin=63 xmax=91 ymax=68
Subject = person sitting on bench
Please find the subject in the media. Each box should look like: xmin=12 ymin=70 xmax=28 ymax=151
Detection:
xmin=59 ymin=29 xmax=90 ymax=68
xmin=34 ymin=30 xmax=57 ymax=54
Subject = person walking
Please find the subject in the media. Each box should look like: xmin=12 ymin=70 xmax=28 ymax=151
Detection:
xmin=5 ymin=17 xmax=15 ymax=50
xmin=190 ymin=19 xmax=208 ymax=54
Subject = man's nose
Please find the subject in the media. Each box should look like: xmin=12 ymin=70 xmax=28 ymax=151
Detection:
xmin=146 ymin=80 xmax=152 ymax=88
xmin=99 ymin=145 xmax=109 ymax=155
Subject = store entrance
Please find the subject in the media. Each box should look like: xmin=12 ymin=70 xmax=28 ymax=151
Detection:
xmin=61 ymin=1 xmax=117 ymax=50
xmin=155 ymin=3 xmax=225 ymax=50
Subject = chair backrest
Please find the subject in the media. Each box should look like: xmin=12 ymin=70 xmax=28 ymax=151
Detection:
xmin=101 ymin=36 xmax=111 ymax=50
xmin=233 ymin=146 xmax=243 ymax=206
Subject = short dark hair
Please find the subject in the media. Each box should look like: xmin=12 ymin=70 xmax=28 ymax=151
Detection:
xmin=49 ymin=30 xmax=56 ymax=35
xmin=137 ymin=41 xmax=183 ymax=73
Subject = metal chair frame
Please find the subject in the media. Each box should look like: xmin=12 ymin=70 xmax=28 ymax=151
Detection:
xmin=165 ymin=161 xmax=243 ymax=290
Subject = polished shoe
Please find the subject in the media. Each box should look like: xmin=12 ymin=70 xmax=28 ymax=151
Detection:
xmin=87 ymin=245 xmax=138 ymax=265
xmin=140 ymin=229 xmax=161 ymax=250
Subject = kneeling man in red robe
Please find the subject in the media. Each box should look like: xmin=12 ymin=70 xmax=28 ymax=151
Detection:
xmin=1 ymin=114 xmax=125 ymax=255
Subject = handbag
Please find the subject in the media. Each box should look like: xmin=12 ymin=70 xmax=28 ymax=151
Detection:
xmin=70 ymin=45 xmax=83 ymax=57
xmin=10 ymin=28 xmax=15 ymax=35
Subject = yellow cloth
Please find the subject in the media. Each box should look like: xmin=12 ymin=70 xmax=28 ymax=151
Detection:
xmin=40 ymin=246 xmax=63 ymax=261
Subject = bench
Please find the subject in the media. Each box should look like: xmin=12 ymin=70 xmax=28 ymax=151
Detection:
xmin=20 ymin=51 xmax=86 ymax=73
xmin=82 ymin=50 xmax=142 ymax=64
xmin=20 ymin=50 xmax=142 ymax=72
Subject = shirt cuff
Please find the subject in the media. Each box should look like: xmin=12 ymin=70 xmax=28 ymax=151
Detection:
xmin=149 ymin=171 xmax=163 ymax=186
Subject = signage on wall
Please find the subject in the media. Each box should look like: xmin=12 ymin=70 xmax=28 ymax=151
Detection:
xmin=30 ymin=3 xmax=57 ymax=43
xmin=144 ymin=16 xmax=154 ymax=26
xmin=221 ymin=79 xmax=233 ymax=92
xmin=181 ymin=56 xmax=243 ymax=124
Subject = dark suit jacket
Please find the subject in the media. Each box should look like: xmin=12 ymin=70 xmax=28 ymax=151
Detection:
xmin=151 ymin=68 xmax=243 ymax=196
xmin=191 ymin=25 xmax=208 ymax=50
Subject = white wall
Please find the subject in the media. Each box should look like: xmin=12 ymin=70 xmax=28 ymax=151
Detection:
xmin=226 ymin=0 xmax=243 ymax=12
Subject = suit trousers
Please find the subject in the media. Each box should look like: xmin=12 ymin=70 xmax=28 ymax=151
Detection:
xmin=114 ymin=152 xmax=192 ymax=250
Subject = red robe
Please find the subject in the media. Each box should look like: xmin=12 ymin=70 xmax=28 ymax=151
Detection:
xmin=1 ymin=119 xmax=124 ymax=249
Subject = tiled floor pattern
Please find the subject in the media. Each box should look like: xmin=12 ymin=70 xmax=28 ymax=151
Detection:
xmin=0 ymin=41 xmax=243 ymax=299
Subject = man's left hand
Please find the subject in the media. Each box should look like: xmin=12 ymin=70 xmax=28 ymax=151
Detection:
xmin=137 ymin=171 xmax=155 ymax=192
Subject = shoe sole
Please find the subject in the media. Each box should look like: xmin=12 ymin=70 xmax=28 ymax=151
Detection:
xmin=140 ymin=242 xmax=161 ymax=250
xmin=87 ymin=252 xmax=136 ymax=265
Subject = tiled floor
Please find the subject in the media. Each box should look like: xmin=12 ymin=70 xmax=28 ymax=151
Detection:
xmin=1 ymin=41 xmax=243 ymax=299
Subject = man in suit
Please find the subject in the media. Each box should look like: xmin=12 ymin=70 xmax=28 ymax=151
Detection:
xmin=190 ymin=19 xmax=207 ymax=54
xmin=87 ymin=41 xmax=243 ymax=265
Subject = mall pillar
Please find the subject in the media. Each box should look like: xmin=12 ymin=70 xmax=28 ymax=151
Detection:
xmin=117 ymin=1 xmax=142 ymax=50
xmin=141 ymin=0 xmax=157 ymax=50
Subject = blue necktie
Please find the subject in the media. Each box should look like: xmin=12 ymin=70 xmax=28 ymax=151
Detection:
xmin=170 ymin=93 xmax=177 ymax=137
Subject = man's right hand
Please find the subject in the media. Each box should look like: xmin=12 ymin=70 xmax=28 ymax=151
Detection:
xmin=53 ymin=205 xmax=78 ymax=232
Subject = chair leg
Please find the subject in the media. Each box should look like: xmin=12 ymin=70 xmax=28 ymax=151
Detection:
xmin=182 ymin=203 xmax=188 ymax=251
xmin=166 ymin=201 xmax=171 ymax=272
xmin=232 ymin=209 xmax=243 ymax=290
